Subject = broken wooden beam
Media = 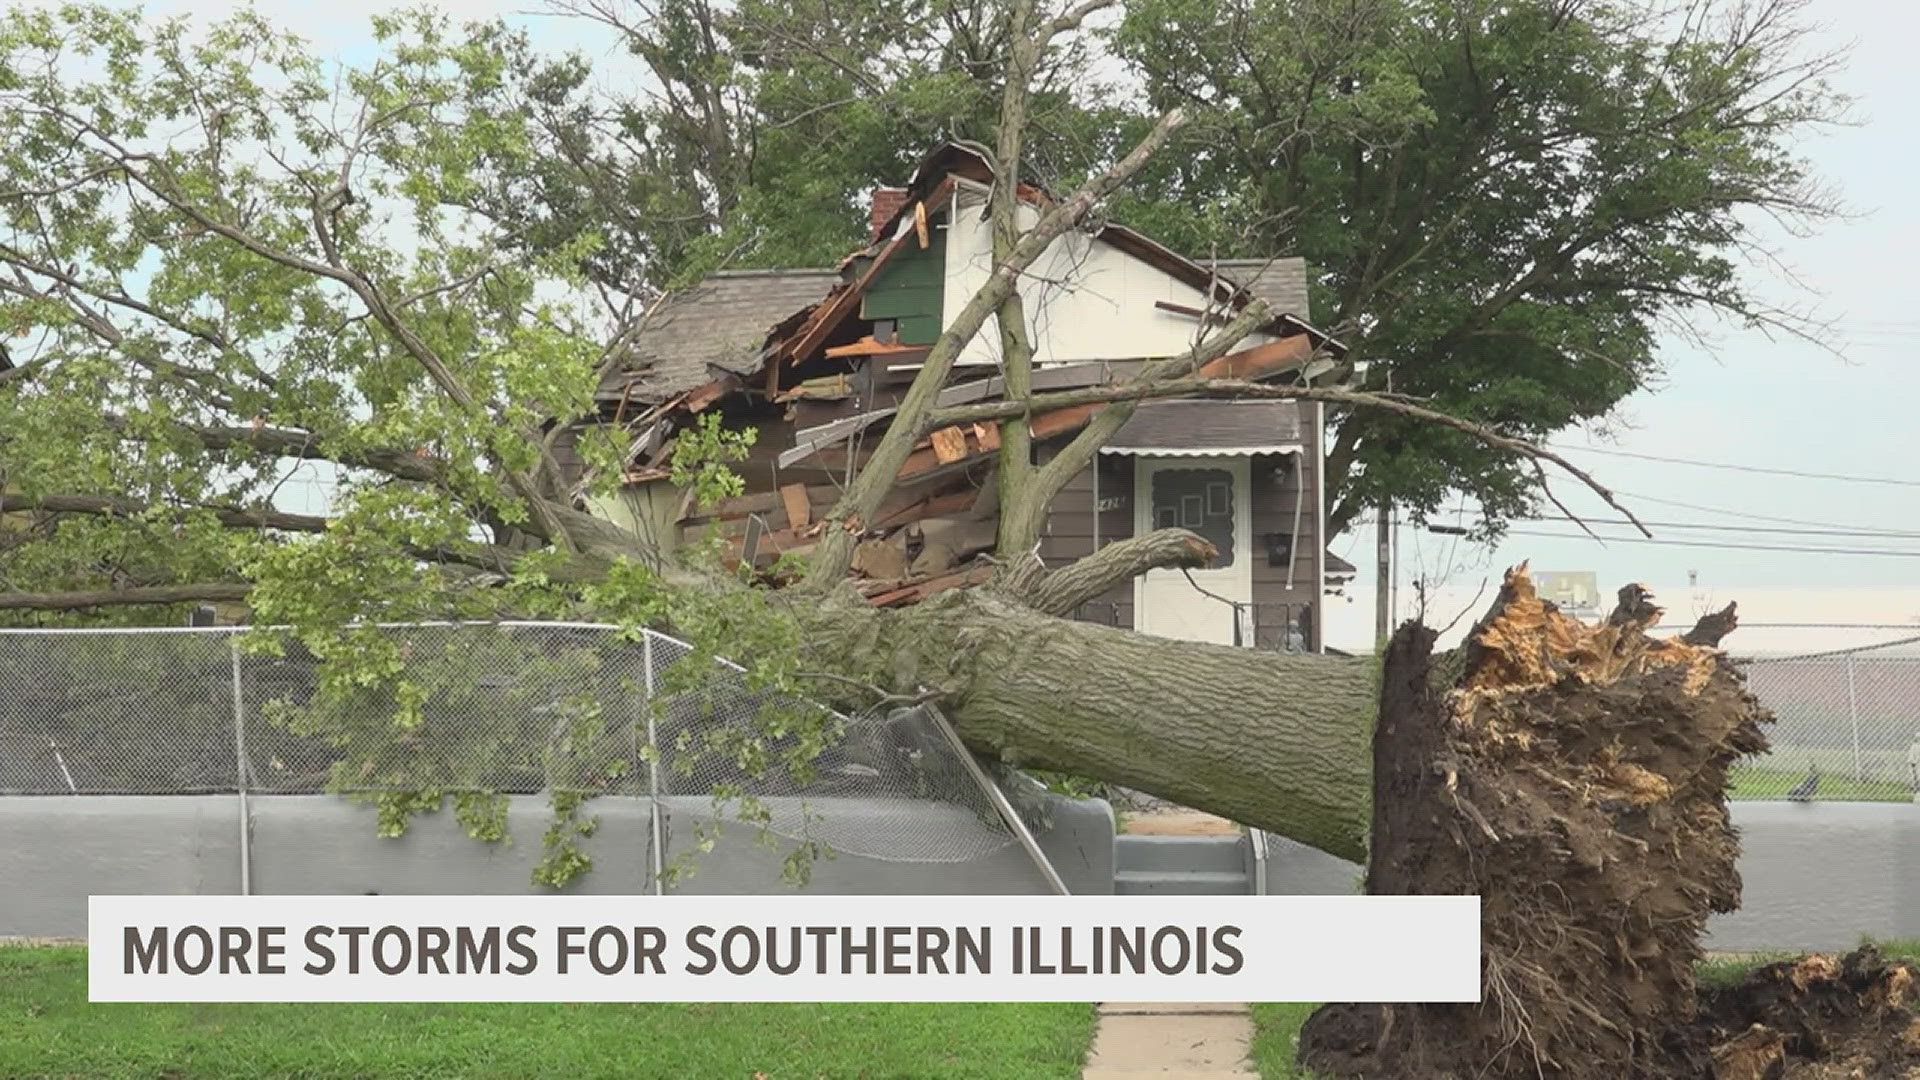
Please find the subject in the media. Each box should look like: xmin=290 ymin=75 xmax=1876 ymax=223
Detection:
xmin=929 ymin=425 xmax=970 ymax=464
xmin=778 ymin=483 xmax=811 ymax=530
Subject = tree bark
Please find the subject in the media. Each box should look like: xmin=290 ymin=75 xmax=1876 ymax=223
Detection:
xmin=800 ymin=588 xmax=1379 ymax=861
xmin=989 ymin=0 xmax=1040 ymax=559
xmin=1025 ymin=528 xmax=1218 ymax=617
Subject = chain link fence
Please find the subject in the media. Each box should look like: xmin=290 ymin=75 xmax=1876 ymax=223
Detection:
xmin=1731 ymin=653 xmax=1920 ymax=802
xmin=0 ymin=623 xmax=1063 ymax=891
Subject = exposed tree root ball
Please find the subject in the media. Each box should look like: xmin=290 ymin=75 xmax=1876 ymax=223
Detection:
xmin=1301 ymin=566 xmax=1773 ymax=1078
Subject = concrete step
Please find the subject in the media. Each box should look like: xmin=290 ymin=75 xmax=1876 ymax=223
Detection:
xmin=1114 ymin=869 xmax=1250 ymax=895
xmin=1118 ymin=808 xmax=1242 ymax=835
xmin=1116 ymin=833 xmax=1248 ymax=874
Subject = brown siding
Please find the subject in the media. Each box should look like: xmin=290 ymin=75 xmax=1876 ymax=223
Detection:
xmin=1036 ymin=402 xmax=1323 ymax=648
xmin=1248 ymin=452 xmax=1318 ymax=651
xmin=550 ymin=423 xmax=587 ymax=488
xmin=1038 ymin=450 xmax=1135 ymax=630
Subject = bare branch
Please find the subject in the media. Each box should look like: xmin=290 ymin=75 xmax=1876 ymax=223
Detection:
xmin=1041 ymin=0 xmax=1119 ymax=41
xmin=932 ymin=377 xmax=1652 ymax=537
xmin=0 ymin=583 xmax=252 ymax=612
xmin=809 ymin=106 xmax=1190 ymax=582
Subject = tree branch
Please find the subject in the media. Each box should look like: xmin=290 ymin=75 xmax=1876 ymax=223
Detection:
xmin=0 ymin=351 xmax=53 ymax=388
xmin=0 ymin=494 xmax=329 ymax=533
xmin=1029 ymin=301 xmax=1275 ymax=500
xmin=87 ymin=133 xmax=574 ymax=546
xmin=990 ymin=0 xmax=1042 ymax=557
xmin=1025 ymin=528 xmax=1218 ymax=616
xmin=0 ymin=583 xmax=253 ymax=612
xmin=97 ymin=415 xmax=443 ymax=485
xmin=0 ymin=492 xmax=590 ymax=583
xmin=1041 ymin=0 xmax=1119 ymax=40
xmin=807 ymin=106 xmax=1190 ymax=582
xmin=932 ymin=377 xmax=1651 ymax=537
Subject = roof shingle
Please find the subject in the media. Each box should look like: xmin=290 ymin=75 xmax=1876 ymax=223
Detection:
xmin=599 ymin=253 xmax=1314 ymax=407
xmin=1204 ymin=258 xmax=1311 ymax=321
xmin=599 ymin=269 xmax=840 ymax=404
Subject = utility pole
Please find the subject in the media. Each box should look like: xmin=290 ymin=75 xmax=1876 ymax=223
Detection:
xmin=1375 ymin=499 xmax=1392 ymax=648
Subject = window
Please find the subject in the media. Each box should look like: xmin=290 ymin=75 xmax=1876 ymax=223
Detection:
xmin=1150 ymin=468 xmax=1234 ymax=564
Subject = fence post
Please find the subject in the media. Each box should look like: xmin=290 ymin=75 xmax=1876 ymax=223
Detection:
xmin=1846 ymin=655 xmax=1863 ymax=783
xmin=923 ymin=704 xmax=1071 ymax=896
xmin=643 ymin=632 xmax=666 ymax=896
xmin=229 ymin=636 xmax=252 ymax=896
xmin=1238 ymin=606 xmax=1269 ymax=894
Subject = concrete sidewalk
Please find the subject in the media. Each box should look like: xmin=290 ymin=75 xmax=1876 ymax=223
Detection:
xmin=1082 ymin=1002 xmax=1257 ymax=1078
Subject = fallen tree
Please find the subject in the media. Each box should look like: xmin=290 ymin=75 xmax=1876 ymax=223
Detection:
xmin=0 ymin=5 xmax=1856 ymax=1077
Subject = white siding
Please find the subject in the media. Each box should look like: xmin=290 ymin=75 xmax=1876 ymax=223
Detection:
xmin=939 ymin=189 xmax=1274 ymax=366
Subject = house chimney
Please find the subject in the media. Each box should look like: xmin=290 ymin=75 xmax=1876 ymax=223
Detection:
xmin=870 ymin=187 xmax=910 ymax=240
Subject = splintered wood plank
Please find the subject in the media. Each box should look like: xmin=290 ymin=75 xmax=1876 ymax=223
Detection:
xmin=972 ymin=422 xmax=1001 ymax=452
xmin=897 ymin=404 xmax=1101 ymax=481
xmin=777 ymin=374 xmax=855 ymax=400
xmin=778 ymin=483 xmax=811 ymax=530
xmin=929 ymin=425 xmax=970 ymax=464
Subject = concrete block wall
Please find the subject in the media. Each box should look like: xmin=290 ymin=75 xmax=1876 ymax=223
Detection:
xmin=1705 ymin=801 xmax=1920 ymax=952
xmin=0 ymin=793 xmax=1115 ymax=939
xmin=5 ymin=796 xmax=1914 ymax=951
xmin=1256 ymin=802 xmax=1920 ymax=952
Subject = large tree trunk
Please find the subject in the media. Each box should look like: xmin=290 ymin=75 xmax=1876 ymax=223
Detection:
xmin=799 ymin=587 xmax=1378 ymax=861
xmin=805 ymin=565 xmax=1767 ymax=1078
xmin=1300 ymin=568 xmax=1769 ymax=1079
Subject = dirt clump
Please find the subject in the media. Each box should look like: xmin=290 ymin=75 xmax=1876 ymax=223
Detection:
xmin=1681 ymin=946 xmax=1920 ymax=1079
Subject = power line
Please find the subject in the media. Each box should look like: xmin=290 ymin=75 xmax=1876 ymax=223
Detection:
xmin=1490 ymin=528 xmax=1920 ymax=558
xmin=1596 ymin=490 xmax=1915 ymax=535
xmin=1550 ymin=445 xmax=1920 ymax=488
xmin=1358 ymin=512 xmax=1920 ymax=540
xmin=1356 ymin=489 xmax=1920 ymax=544
xmin=1523 ymin=517 xmax=1920 ymax=541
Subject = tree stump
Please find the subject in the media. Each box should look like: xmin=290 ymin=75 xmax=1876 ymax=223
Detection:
xmin=1300 ymin=565 xmax=1771 ymax=1078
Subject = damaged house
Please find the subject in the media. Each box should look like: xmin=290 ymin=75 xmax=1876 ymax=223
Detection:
xmin=573 ymin=144 xmax=1353 ymax=651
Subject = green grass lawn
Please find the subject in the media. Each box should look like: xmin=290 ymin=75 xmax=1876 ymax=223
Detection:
xmin=0 ymin=947 xmax=1096 ymax=1080
xmin=1248 ymin=941 xmax=1920 ymax=1079
xmin=1248 ymin=1002 xmax=1319 ymax=1079
xmin=1728 ymin=767 xmax=1914 ymax=802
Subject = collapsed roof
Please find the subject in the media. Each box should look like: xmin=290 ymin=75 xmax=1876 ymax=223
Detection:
xmin=597 ymin=142 xmax=1344 ymax=411
xmin=596 ymin=269 xmax=840 ymax=408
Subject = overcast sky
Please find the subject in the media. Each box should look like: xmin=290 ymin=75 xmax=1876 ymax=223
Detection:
xmin=74 ymin=0 xmax=1920 ymax=644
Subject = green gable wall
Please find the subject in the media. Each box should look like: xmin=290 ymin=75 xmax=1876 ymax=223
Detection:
xmin=860 ymin=230 xmax=946 ymax=345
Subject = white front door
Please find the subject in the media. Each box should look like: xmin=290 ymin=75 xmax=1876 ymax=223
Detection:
xmin=1133 ymin=456 xmax=1253 ymax=645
